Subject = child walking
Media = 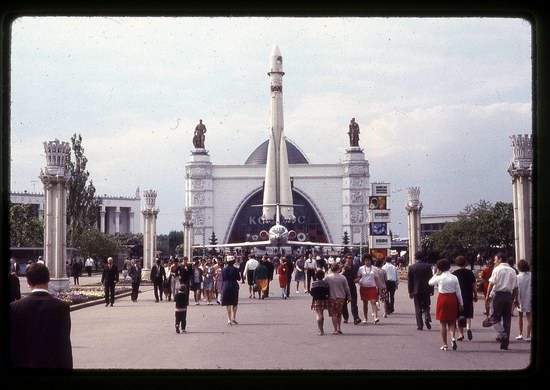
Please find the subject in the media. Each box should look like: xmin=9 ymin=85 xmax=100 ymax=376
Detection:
xmin=175 ymin=284 xmax=190 ymax=333
xmin=310 ymin=269 xmax=330 ymax=335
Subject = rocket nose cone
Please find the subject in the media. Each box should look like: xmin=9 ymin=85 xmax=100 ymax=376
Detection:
xmin=270 ymin=44 xmax=283 ymax=72
xmin=271 ymin=44 xmax=281 ymax=57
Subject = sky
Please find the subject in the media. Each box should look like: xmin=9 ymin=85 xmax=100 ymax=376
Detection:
xmin=9 ymin=16 xmax=532 ymax=238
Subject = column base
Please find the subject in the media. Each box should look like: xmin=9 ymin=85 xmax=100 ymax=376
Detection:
xmin=141 ymin=268 xmax=151 ymax=281
xmin=48 ymin=278 xmax=70 ymax=294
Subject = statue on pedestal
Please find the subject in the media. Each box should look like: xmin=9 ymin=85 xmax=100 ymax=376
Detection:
xmin=348 ymin=118 xmax=360 ymax=147
xmin=193 ymin=120 xmax=207 ymax=149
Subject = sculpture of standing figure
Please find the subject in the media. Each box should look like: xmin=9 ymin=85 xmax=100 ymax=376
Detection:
xmin=193 ymin=119 xmax=207 ymax=149
xmin=348 ymin=117 xmax=360 ymax=147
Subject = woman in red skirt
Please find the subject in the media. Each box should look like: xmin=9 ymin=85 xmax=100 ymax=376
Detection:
xmin=429 ymin=259 xmax=464 ymax=351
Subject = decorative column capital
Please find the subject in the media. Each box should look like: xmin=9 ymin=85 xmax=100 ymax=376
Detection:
xmin=142 ymin=189 xmax=159 ymax=214
xmin=405 ymin=187 xmax=423 ymax=212
xmin=40 ymin=139 xmax=71 ymax=182
xmin=508 ymin=134 xmax=532 ymax=178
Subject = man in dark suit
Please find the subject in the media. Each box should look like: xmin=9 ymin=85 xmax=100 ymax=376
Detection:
xmin=407 ymin=251 xmax=434 ymax=330
xmin=150 ymin=258 xmax=166 ymax=302
xmin=101 ymin=257 xmax=119 ymax=307
xmin=10 ymin=262 xmax=73 ymax=369
xmin=128 ymin=259 xmax=142 ymax=302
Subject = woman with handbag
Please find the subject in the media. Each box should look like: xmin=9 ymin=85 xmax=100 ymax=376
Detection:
xmin=452 ymin=256 xmax=478 ymax=341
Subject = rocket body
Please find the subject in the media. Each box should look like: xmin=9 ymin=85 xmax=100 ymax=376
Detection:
xmin=262 ymin=45 xmax=295 ymax=222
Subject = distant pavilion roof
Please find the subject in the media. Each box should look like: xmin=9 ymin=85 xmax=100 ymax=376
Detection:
xmin=244 ymin=138 xmax=310 ymax=165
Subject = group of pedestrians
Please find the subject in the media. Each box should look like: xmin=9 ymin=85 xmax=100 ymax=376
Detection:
xmin=407 ymin=250 xmax=532 ymax=352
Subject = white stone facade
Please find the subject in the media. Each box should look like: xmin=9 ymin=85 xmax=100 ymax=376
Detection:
xmin=10 ymin=191 xmax=141 ymax=234
xmin=185 ymin=147 xmax=376 ymax=248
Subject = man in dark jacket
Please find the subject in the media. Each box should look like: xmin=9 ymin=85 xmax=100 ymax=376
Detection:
xmin=150 ymin=258 xmax=166 ymax=302
xmin=10 ymin=263 xmax=73 ymax=369
xmin=407 ymin=251 xmax=434 ymax=330
xmin=264 ymin=256 xmax=275 ymax=299
xmin=128 ymin=259 xmax=142 ymax=302
xmin=101 ymin=257 xmax=119 ymax=307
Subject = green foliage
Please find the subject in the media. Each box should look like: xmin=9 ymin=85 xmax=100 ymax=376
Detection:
xmin=78 ymin=227 xmax=121 ymax=263
xmin=114 ymin=232 xmax=143 ymax=257
xmin=432 ymin=200 xmax=514 ymax=263
xmin=157 ymin=234 xmax=169 ymax=256
xmin=66 ymin=134 xmax=102 ymax=248
xmin=342 ymin=231 xmax=350 ymax=255
xmin=9 ymin=202 xmax=44 ymax=247
xmin=208 ymin=232 xmax=218 ymax=256
xmin=169 ymin=230 xmax=184 ymax=255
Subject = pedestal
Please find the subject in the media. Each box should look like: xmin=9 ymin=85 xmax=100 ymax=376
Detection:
xmin=48 ymin=278 xmax=70 ymax=294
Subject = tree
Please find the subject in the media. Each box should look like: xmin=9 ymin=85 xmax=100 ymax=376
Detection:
xmin=78 ymin=227 xmax=121 ymax=264
xmin=9 ymin=203 xmax=43 ymax=247
xmin=66 ymin=134 xmax=101 ymax=248
xmin=115 ymin=232 xmax=143 ymax=258
xmin=342 ymin=231 xmax=350 ymax=255
xmin=169 ymin=230 xmax=184 ymax=255
xmin=208 ymin=232 xmax=218 ymax=256
xmin=432 ymin=200 xmax=514 ymax=263
xmin=157 ymin=234 xmax=169 ymax=256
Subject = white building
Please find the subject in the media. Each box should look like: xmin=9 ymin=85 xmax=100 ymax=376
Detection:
xmin=420 ymin=213 xmax=459 ymax=236
xmin=10 ymin=189 xmax=141 ymax=234
xmin=185 ymin=139 xmax=387 ymax=253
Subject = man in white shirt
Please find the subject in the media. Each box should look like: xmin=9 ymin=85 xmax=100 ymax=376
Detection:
xmin=85 ymin=257 xmax=94 ymax=277
xmin=244 ymin=254 xmax=259 ymax=298
xmin=304 ymin=254 xmax=317 ymax=293
xmin=382 ymin=256 xmax=399 ymax=315
xmin=486 ymin=252 xmax=519 ymax=350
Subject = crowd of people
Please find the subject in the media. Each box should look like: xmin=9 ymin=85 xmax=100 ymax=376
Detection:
xmin=8 ymin=248 xmax=533 ymax=368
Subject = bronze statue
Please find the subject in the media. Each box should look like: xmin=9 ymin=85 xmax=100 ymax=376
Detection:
xmin=348 ymin=118 xmax=360 ymax=147
xmin=193 ymin=120 xmax=207 ymax=149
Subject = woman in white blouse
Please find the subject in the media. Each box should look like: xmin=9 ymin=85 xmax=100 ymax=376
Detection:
xmin=429 ymin=259 xmax=464 ymax=351
xmin=515 ymin=259 xmax=532 ymax=341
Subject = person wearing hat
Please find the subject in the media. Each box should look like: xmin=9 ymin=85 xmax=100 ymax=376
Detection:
xmin=222 ymin=255 xmax=241 ymax=324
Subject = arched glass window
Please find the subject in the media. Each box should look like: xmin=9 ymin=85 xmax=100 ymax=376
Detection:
xmin=227 ymin=190 xmax=328 ymax=244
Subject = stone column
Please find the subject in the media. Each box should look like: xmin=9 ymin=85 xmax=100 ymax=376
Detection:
xmin=129 ymin=212 xmax=135 ymax=234
xmin=405 ymin=187 xmax=423 ymax=265
xmin=114 ymin=206 xmax=120 ymax=234
xmin=100 ymin=206 xmax=106 ymax=233
xmin=182 ymin=207 xmax=194 ymax=260
xmin=39 ymin=139 xmax=71 ymax=293
xmin=342 ymin=147 xmax=370 ymax=247
xmin=141 ymin=190 xmax=159 ymax=279
xmin=186 ymin=150 xmax=213 ymax=249
xmin=508 ymin=134 xmax=532 ymax=265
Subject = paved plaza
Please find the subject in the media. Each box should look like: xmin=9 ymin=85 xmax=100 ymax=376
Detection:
xmin=51 ymin=272 xmax=533 ymax=372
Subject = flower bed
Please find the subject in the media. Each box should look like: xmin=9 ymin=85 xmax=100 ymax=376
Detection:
xmin=53 ymin=285 xmax=132 ymax=305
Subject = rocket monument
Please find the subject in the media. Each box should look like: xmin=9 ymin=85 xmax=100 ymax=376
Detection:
xmin=262 ymin=45 xmax=296 ymax=223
